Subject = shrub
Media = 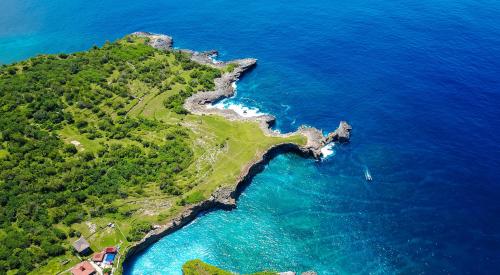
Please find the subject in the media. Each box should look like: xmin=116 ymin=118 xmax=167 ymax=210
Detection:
xmin=127 ymin=221 xmax=152 ymax=242
xmin=64 ymin=144 xmax=78 ymax=154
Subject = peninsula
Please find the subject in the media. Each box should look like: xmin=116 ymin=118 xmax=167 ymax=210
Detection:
xmin=0 ymin=32 xmax=350 ymax=275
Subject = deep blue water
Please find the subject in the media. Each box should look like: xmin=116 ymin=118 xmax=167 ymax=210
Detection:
xmin=2 ymin=0 xmax=500 ymax=274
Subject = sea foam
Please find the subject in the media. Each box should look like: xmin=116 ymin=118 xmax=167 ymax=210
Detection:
xmin=209 ymin=83 xmax=265 ymax=118
xmin=320 ymin=143 xmax=335 ymax=159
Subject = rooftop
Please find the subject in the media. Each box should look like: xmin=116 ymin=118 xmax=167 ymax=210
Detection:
xmin=104 ymin=246 xmax=117 ymax=254
xmin=71 ymin=261 xmax=96 ymax=275
xmin=72 ymin=237 xmax=90 ymax=253
xmin=92 ymin=251 xmax=105 ymax=262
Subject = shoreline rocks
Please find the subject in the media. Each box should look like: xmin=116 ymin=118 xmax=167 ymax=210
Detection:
xmin=123 ymin=32 xmax=352 ymax=269
xmin=132 ymin=31 xmax=173 ymax=50
xmin=325 ymin=121 xmax=352 ymax=144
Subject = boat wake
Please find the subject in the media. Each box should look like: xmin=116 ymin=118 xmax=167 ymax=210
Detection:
xmin=364 ymin=167 xmax=373 ymax=181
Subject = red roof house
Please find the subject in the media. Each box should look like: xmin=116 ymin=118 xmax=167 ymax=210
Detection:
xmin=92 ymin=251 xmax=105 ymax=262
xmin=104 ymin=246 xmax=117 ymax=254
xmin=71 ymin=261 xmax=96 ymax=275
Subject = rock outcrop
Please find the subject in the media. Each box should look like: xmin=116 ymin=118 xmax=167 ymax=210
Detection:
xmin=185 ymin=58 xmax=257 ymax=107
xmin=325 ymin=121 xmax=352 ymax=144
xmin=132 ymin=31 xmax=173 ymax=50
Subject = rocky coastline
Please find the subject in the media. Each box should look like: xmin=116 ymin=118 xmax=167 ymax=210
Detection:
xmin=124 ymin=32 xmax=352 ymax=271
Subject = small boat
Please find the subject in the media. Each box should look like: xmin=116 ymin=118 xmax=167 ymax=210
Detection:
xmin=364 ymin=169 xmax=373 ymax=181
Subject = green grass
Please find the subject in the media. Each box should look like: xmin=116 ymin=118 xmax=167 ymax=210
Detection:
xmin=184 ymin=190 xmax=206 ymax=204
xmin=31 ymin=253 xmax=80 ymax=275
xmin=184 ymin=115 xmax=305 ymax=198
xmin=58 ymin=125 xmax=103 ymax=153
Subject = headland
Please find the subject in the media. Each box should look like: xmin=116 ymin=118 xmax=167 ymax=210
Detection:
xmin=123 ymin=32 xmax=352 ymax=273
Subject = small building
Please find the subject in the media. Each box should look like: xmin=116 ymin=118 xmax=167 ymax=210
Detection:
xmin=73 ymin=237 xmax=91 ymax=255
xmin=104 ymin=246 xmax=117 ymax=254
xmin=92 ymin=251 xmax=105 ymax=262
xmin=71 ymin=261 xmax=96 ymax=275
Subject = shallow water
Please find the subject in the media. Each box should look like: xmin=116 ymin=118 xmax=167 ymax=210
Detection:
xmin=1 ymin=0 xmax=500 ymax=274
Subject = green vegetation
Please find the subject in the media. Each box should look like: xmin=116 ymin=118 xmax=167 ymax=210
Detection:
xmin=0 ymin=35 xmax=306 ymax=274
xmin=182 ymin=259 xmax=277 ymax=275
xmin=127 ymin=221 xmax=152 ymax=242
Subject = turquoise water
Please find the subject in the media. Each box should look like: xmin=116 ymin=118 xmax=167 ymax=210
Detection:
xmin=125 ymin=154 xmax=400 ymax=274
xmin=1 ymin=0 xmax=500 ymax=274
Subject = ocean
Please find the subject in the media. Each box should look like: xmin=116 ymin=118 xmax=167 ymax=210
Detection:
xmin=1 ymin=0 xmax=499 ymax=274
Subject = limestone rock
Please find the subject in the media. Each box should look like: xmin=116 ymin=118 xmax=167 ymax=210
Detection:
xmin=325 ymin=121 xmax=352 ymax=144
xmin=211 ymin=187 xmax=236 ymax=209
xmin=132 ymin=32 xmax=173 ymax=51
